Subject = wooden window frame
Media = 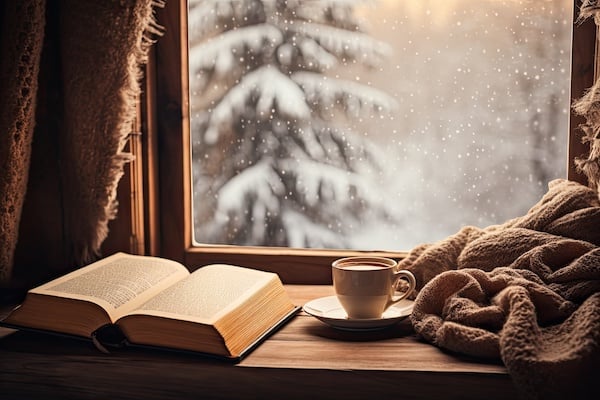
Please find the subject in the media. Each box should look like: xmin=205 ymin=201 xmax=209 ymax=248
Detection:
xmin=104 ymin=0 xmax=597 ymax=284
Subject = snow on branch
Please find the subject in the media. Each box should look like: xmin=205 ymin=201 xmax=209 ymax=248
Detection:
xmin=276 ymin=38 xmax=339 ymax=72
xmin=298 ymin=38 xmax=338 ymax=70
xmin=292 ymin=71 xmax=397 ymax=119
xmin=214 ymin=160 xmax=283 ymax=224
xmin=282 ymin=209 xmax=350 ymax=248
xmin=278 ymin=157 xmax=384 ymax=209
xmin=323 ymin=125 xmax=387 ymax=172
xmin=293 ymin=125 xmax=327 ymax=159
xmin=288 ymin=21 xmax=391 ymax=67
xmin=205 ymin=66 xmax=310 ymax=143
xmin=295 ymin=0 xmax=372 ymax=30
xmin=188 ymin=0 xmax=265 ymax=41
xmin=291 ymin=123 xmax=385 ymax=174
xmin=189 ymin=23 xmax=282 ymax=83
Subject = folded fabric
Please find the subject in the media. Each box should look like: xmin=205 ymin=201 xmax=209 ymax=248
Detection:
xmin=399 ymin=179 xmax=600 ymax=399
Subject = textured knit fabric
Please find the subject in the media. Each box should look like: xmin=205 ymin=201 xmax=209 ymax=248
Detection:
xmin=0 ymin=0 xmax=162 ymax=285
xmin=55 ymin=0 xmax=162 ymax=267
xmin=0 ymin=0 xmax=46 ymax=284
xmin=400 ymin=179 xmax=600 ymax=399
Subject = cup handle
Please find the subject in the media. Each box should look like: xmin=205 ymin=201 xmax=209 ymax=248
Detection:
xmin=389 ymin=270 xmax=416 ymax=304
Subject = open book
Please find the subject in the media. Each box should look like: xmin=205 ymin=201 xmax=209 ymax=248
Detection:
xmin=1 ymin=252 xmax=299 ymax=360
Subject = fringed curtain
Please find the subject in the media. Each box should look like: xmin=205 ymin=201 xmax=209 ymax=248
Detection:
xmin=0 ymin=0 xmax=162 ymax=290
xmin=574 ymin=0 xmax=600 ymax=194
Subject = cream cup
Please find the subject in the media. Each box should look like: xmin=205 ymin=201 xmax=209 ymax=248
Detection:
xmin=332 ymin=256 xmax=416 ymax=320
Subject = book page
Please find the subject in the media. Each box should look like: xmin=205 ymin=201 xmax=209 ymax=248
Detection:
xmin=127 ymin=264 xmax=276 ymax=324
xmin=30 ymin=253 xmax=189 ymax=320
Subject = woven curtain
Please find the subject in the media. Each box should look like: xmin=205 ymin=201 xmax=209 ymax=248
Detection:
xmin=0 ymin=0 xmax=162 ymax=288
xmin=574 ymin=1 xmax=600 ymax=194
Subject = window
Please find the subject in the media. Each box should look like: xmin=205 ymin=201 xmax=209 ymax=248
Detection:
xmin=143 ymin=0 xmax=595 ymax=283
xmin=187 ymin=0 xmax=573 ymax=252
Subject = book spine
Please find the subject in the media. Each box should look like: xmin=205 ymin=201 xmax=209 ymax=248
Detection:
xmin=91 ymin=324 xmax=128 ymax=353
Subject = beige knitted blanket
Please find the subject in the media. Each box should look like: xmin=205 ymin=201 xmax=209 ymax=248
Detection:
xmin=399 ymin=179 xmax=600 ymax=399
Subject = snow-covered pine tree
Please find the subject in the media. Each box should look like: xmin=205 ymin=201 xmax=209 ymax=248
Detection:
xmin=188 ymin=0 xmax=397 ymax=248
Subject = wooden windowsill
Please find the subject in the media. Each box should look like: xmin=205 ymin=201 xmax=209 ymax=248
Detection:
xmin=0 ymin=285 xmax=517 ymax=399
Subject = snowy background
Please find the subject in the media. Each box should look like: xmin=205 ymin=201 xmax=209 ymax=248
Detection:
xmin=187 ymin=0 xmax=572 ymax=251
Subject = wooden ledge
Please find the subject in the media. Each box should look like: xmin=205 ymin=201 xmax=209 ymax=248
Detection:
xmin=0 ymin=285 xmax=517 ymax=400
xmin=242 ymin=285 xmax=508 ymax=373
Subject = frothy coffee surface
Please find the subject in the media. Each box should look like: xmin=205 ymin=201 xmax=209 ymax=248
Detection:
xmin=341 ymin=265 xmax=387 ymax=271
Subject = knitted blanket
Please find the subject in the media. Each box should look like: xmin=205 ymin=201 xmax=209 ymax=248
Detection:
xmin=399 ymin=179 xmax=600 ymax=399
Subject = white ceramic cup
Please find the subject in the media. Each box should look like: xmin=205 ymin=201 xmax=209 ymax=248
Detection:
xmin=332 ymin=256 xmax=416 ymax=320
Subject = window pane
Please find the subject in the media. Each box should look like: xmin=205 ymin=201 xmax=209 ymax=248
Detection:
xmin=187 ymin=0 xmax=572 ymax=251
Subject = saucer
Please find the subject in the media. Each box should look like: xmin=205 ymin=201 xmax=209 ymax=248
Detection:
xmin=302 ymin=296 xmax=414 ymax=331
